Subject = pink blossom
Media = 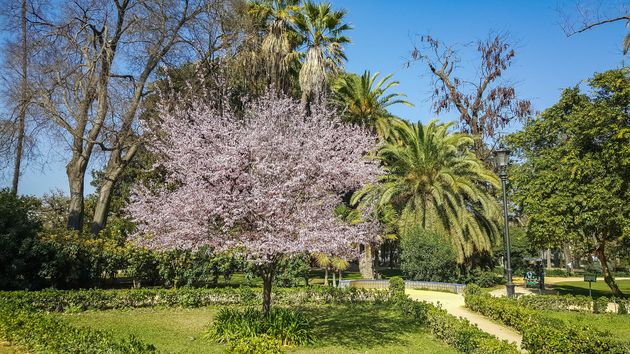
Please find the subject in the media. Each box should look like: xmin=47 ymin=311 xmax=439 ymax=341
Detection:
xmin=128 ymin=91 xmax=382 ymax=262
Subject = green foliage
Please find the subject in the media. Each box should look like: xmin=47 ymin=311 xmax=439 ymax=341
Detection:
xmin=0 ymin=287 xmax=391 ymax=313
xmin=388 ymin=276 xmax=405 ymax=299
xmin=465 ymin=291 xmax=630 ymax=352
xmin=274 ymin=255 xmax=311 ymax=287
xmin=206 ymin=307 xmax=313 ymax=346
xmin=353 ymin=119 xmax=501 ymax=262
xmin=466 ymin=269 xmax=503 ymax=288
xmin=331 ymin=71 xmax=412 ymax=139
xmin=508 ymin=68 xmax=630 ymax=295
xmin=0 ymin=297 xmax=155 ymax=353
xmin=594 ymin=296 xmax=609 ymax=314
xmin=226 ymin=334 xmax=284 ymax=354
xmin=400 ymin=227 xmax=460 ymax=282
xmin=0 ymin=189 xmax=46 ymax=290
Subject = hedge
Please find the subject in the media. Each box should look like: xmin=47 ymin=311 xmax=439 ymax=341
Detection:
xmin=0 ymin=286 xmax=390 ymax=313
xmin=464 ymin=285 xmax=630 ymax=353
xmin=516 ymin=293 xmax=630 ymax=315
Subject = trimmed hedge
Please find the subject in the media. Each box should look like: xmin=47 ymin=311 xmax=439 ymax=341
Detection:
xmin=0 ymin=286 xmax=390 ymax=313
xmin=516 ymin=293 xmax=630 ymax=315
xmin=390 ymin=293 xmax=519 ymax=353
xmin=464 ymin=285 xmax=630 ymax=353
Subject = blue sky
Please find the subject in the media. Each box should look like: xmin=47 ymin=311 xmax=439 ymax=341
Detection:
xmin=7 ymin=0 xmax=628 ymax=196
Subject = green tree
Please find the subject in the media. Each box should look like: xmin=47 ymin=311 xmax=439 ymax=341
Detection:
xmin=353 ymin=119 xmax=501 ymax=262
xmin=508 ymin=69 xmax=630 ymax=297
xmin=332 ymin=71 xmax=413 ymax=139
xmin=400 ymin=226 xmax=460 ymax=282
xmin=294 ymin=1 xmax=350 ymax=107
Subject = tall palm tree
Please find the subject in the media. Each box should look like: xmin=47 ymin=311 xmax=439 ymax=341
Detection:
xmin=332 ymin=71 xmax=413 ymax=139
xmin=248 ymin=0 xmax=302 ymax=92
xmin=294 ymin=1 xmax=351 ymax=107
xmin=352 ymin=119 xmax=501 ymax=261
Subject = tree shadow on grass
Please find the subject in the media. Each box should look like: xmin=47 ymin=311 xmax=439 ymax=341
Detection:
xmin=553 ymin=283 xmax=630 ymax=299
xmin=299 ymin=303 xmax=421 ymax=349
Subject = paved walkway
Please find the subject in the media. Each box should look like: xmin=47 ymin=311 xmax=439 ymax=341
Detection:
xmin=406 ymin=289 xmax=523 ymax=350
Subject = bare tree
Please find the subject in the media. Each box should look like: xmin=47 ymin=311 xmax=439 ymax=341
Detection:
xmin=410 ymin=34 xmax=532 ymax=161
xmin=28 ymin=0 xmax=215 ymax=231
xmin=0 ymin=0 xmax=38 ymax=192
xmin=559 ymin=0 xmax=630 ymax=54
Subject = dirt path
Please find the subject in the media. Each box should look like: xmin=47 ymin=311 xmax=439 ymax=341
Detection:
xmin=406 ymin=289 xmax=523 ymax=350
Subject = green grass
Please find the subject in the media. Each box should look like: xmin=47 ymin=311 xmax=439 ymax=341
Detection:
xmin=63 ymin=304 xmax=455 ymax=354
xmin=543 ymin=310 xmax=630 ymax=338
xmin=552 ymin=279 xmax=630 ymax=298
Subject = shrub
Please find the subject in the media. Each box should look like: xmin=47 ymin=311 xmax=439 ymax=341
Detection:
xmin=400 ymin=227 xmax=461 ymax=282
xmin=468 ymin=269 xmax=503 ymax=288
xmin=0 ymin=189 xmax=45 ymax=290
xmin=464 ymin=291 xmax=630 ymax=352
xmin=426 ymin=304 xmax=518 ymax=353
xmin=226 ymin=334 xmax=284 ymax=354
xmin=206 ymin=307 xmax=313 ymax=346
xmin=593 ymin=296 xmax=609 ymax=314
xmin=388 ymin=276 xmax=405 ymax=299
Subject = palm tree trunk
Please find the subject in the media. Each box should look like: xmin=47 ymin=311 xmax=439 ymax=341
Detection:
xmin=324 ymin=268 xmax=328 ymax=286
xmin=359 ymin=244 xmax=374 ymax=279
xmin=332 ymin=270 xmax=336 ymax=287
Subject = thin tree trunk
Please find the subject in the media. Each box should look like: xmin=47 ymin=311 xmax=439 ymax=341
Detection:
xmin=324 ymin=268 xmax=328 ymax=286
xmin=332 ymin=270 xmax=336 ymax=287
xmin=594 ymin=242 xmax=623 ymax=297
xmin=11 ymin=0 xmax=27 ymax=195
xmin=262 ymin=265 xmax=275 ymax=316
xmin=546 ymin=249 xmax=552 ymax=269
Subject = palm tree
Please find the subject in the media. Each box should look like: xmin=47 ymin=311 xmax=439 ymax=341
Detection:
xmin=332 ymin=71 xmax=413 ymax=139
xmin=352 ymin=119 xmax=501 ymax=262
xmin=294 ymin=1 xmax=351 ymax=107
xmin=248 ymin=0 xmax=302 ymax=92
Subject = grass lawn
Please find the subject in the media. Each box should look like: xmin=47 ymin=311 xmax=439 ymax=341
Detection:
xmin=63 ymin=304 xmax=455 ymax=354
xmin=543 ymin=310 xmax=630 ymax=338
xmin=552 ymin=279 xmax=630 ymax=298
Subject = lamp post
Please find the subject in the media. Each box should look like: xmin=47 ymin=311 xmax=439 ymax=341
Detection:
xmin=494 ymin=143 xmax=515 ymax=298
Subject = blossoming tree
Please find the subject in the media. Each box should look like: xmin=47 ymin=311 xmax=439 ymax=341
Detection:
xmin=128 ymin=92 xmax=382 ymax=314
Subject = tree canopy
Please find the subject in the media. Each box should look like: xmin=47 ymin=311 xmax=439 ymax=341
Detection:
xmin=508 ymin=68 xmax=630 ymax=296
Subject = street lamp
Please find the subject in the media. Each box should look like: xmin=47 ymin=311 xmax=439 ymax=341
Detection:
xmin=494 ymin=143 xmax=515 ymax=298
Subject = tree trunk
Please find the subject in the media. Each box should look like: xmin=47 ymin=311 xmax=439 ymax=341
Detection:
xmin=338 ymin=270 xmax=342 ymax=283
xmin=332 ymin=270 xmax=336 ymax=287
xmin=90 ymin=144 xmax=138 ymax=234
xmin=66 ymin=161 xmax=86 ymax=231
xmin=546 ymin=249 xmax=552 ymax=269
xmin=262 ymin=265 xmax=275 ymax=316
xmin=594 ymin=242 xmax=623 ymax=297
xmin=359 ymin=244 xmax=374 ymax=279
xmin=11 ymin=0 xmax=27 ymax=195
xmin=323 ymin=267 xmax=328 ymax=286
xmin=90 ymin=178 xmax=114 ymax=235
